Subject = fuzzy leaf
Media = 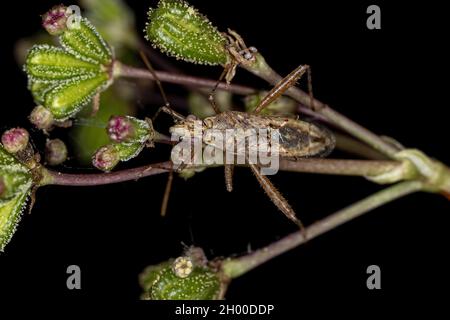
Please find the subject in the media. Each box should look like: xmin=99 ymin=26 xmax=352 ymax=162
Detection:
xmin=60 ymin=17 xmax=113 ymax=65
xmin=25 ymin=45 xmax=101 ymax=83
xmin=0 ymin=146 xmax=32 ymax=252
xmin=145 ymin=0 xmax=228 ymax=65
xmin=44 ymin=72 xmax=109 ymax=120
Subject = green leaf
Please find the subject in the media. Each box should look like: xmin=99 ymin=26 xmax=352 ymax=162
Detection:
xmin=60 ymin=17 xmax=113 ymax=65
xmin=145 ymin=0 xmax=228 ymax=65
xmin=0 ymin=146 xmax=32 ymax=252
xmin=25 ymin=45 xmax=101 ymax=83
xmin=44 ymin=72 xmax=109 ymax=120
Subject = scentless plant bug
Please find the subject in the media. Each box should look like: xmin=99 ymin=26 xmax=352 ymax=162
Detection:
xmin=141 ymin=52 xmax=334 ymax=233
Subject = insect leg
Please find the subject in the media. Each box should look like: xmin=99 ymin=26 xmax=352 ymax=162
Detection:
xmin=208 ymin=67 xmax=228 ymax=114
xmin=253 ymin=64 xmax=310 ymax=114
xmin=160 ymin=165 xmax=174 ymax=217
xmin=249 ymin=163 xmax=306 ymax=235
xmin=224 ymin=164 xmax=234 ymax=192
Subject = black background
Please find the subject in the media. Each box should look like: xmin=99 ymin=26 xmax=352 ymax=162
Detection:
xmin=0 ymin=0 xmax=449 ymax=313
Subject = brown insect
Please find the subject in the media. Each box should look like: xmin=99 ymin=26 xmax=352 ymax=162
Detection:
xmin=141 ymin=53 xmax=335 ymax=233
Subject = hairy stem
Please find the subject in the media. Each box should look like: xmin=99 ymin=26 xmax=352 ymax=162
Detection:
xmin=243 ymin=54 xmax=400 ymax=158
xmin=221 ymin=180 xmax=424 ymax=279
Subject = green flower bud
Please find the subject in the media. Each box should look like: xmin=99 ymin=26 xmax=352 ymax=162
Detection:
xmin=25 ymin=8 xmax=113 ymax=120
xmin=93 ymin=138 xmax=147 ymax=171
xmin=0 ymin=145 xmax=33 ymax=252
xmin=145 ymin=0 xmax=228 ymax=65
xmin=25 ymin=45 xmax=111 ymax=120
xmin=107 ymin=116 xmax=153 ymax=144
xmin=140 ymin=247 xmax=222 ymax=300
xmin=141 ymin=256 xmax=222 ymax=300
xmin=100 ymin=116 xmax=155 ymax=166
xmin=45 ymin=139 xmax=68 ymax=166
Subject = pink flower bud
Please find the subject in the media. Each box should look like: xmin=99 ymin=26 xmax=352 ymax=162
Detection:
xmin=29 ymin=106 xmax=54 ymax=130
xmin=45 ymin=139 xmax=68 ymax=166
xmin=107 ymin=116 xmax=135 ymax=143
xmin=92 ymin=145 xmax=120 ymax=172
xmin=1 ymin=128 xmax=30 ymax=154
xmin=42 ymin=5 xmax=68 ymax=36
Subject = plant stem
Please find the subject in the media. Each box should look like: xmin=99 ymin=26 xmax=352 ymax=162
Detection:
xmin=221 ymin=180 xmax=424 ymax=279
xmin=334 ymin=133 xmax=388 ymax=160
xmin=40 ymin=161 xmax=173 ymax=186
xmin=279 ymin=159 xmax=402 ymax=177
xmin=115 ymin=62 xmax=255 ymax=96
xmin=242 ymin=54 xmax=400 ymax=158
xmin=39 ymin=159 xmax=405 ymax=187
